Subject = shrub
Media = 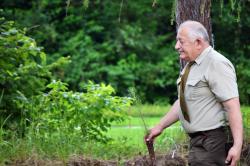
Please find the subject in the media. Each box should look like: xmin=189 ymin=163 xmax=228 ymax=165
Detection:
xmin=0 ymin=16 xmax=69 ymax=135
xmin=28 ymin=80 xmax=133 ymax=143
xmin=0 ymin=17 xmax=51 ymax=134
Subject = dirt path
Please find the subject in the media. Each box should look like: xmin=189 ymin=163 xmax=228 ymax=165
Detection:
xmin=5 ymin=144 xmax=250 ymax=166
xmin=6 ymin=154 xmax=187 ymax=166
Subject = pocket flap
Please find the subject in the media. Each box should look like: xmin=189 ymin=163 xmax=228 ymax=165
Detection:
xmin=186 ymin=79 xmax=200 ymax=86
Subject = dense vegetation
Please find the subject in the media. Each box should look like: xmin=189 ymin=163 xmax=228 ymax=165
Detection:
xmin=0 ymin=0 xmax=250 ymax=165
xmin=0 ymin=15 xmax=133 ymax=154
xmin=1 ymin=1 xmax=250 ymax=103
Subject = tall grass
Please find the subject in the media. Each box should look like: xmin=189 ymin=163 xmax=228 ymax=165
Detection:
xmin=0 ymin=104 xmax=249 ymax=164
xmin=107 ymin=104 xmax=187 ymax=157
xmin=242 ymin=106 xmax=250 ymax=140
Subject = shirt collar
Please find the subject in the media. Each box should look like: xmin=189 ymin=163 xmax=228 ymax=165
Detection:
xmin=194 ymin=46 xmax=212 ymax=65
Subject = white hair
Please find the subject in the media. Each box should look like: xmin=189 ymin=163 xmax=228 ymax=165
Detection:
xmin=178 ymin=20 xmax=210 ymax=43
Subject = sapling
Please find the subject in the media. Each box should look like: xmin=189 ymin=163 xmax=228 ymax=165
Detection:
xmin=129 ymin=87 xmax=156 ymax=166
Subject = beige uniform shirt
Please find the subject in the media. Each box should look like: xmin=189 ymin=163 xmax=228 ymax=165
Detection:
xmin=177 ymin=46 xmax=239 ymax=133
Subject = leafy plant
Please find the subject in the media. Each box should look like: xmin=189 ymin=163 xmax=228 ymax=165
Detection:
xmin=236 ymin=58 xmax=250 ymax=105
xmin=0 ymin=17 xmax=50 ymax=134
xmin=0 ymin=16 xmax=69 ymax=135
xmin=28 ymin=80 xmax=133 ymax=143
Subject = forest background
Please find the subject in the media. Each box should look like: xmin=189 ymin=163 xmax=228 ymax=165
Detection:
xmin=0 ymin=0 xmax=250 ymax=165
xmin=1 ymin=0 xmax=250 ymax=104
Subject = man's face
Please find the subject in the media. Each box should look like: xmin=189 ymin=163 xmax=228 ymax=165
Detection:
xmin=175 ymin=28 xmax=196 ymax=62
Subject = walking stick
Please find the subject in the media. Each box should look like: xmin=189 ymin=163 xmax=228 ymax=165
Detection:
xmin=145 ymin=139 xmax=156 ymax=166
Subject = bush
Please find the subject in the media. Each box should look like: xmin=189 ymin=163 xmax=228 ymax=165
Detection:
xmin=0 ymin=17 xmax=51 ymax=134
xmin=0 ymin=16 xmax=69 ymax=135
xmin=28 ymin=80 xmax=133 ymax=143
xmin=236 ymin=58 xmax=250 ymax=105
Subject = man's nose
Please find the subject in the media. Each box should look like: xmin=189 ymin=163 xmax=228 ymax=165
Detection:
xmin=175 ymin=41 xmax=180 ymax=50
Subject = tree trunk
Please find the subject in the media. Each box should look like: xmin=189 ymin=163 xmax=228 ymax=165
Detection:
xmin=175 ymin=0 xmax=212 ymax=70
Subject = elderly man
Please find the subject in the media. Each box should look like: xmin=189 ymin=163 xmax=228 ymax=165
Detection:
xmin=145 ymin=20 xmax=243 ymax=166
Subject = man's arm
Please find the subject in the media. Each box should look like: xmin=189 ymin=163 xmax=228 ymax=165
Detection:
xmin=145 ymin=99 xmax=180 ymax=141
xmin=222 ymin=97 xmax=243 ymax=166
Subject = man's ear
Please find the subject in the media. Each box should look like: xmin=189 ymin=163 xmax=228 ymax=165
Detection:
xmin=195 ymin=38 xmax=203 ymax=49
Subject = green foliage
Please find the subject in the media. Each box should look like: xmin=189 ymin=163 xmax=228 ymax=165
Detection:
xmin=212 ymin=1 xmax=250 ymax=104
xmin=242 ymin=106 xmax=250 ymax=139
xmin=236 ymin=59 xmax=250 ymax=104
xmin=0 ymin=16 xmax=70 ymax=135
xmin=212 ymin=1 xmax=249 ymax=58
xmin=28 ymin=80 xmax=133 ymax=143
xmin=1 ymin=0 xmax=250 ymax=105
xmin=0 ymin=14 xmax=133 ymax=148
xmin=0 ymin=0 xmax=179 ymax=103
xmin=0 ymin=104 xmax=250 ymax=163
xmin=0 ymin=17 xmax=51 ymax=133
xmin=59 ymin=29 xmax=108 ymax=90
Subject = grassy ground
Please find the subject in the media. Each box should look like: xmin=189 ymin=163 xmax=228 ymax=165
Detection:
xmin=107 ymin=118 xmax=186 ymax=149
xmin=75 ymin=104 xmax=189 ymax=161
xmin=106 ymin=104 xmax=188 ymax=155
xmin=1 ymin=104 xmax=250 ymax=164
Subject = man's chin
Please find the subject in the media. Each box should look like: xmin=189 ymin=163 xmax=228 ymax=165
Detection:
xmin=179 ymin=55 xmax=187 ymax=61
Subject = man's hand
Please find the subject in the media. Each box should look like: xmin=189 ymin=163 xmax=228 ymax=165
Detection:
xmin=225 ymin=145 xmax=241 ymax=166
xmin=144 ymin=125 xmax=163 ymax=142
xmin=144 ymin=99 xmax=180 ymax=142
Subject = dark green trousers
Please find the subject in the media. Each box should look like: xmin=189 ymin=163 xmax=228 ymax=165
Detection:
xmin=188 ymin=127 xmax=233 ymax=166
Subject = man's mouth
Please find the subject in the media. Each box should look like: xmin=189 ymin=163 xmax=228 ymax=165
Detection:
xmin=178 ymin=51 xmax=184 ymax=55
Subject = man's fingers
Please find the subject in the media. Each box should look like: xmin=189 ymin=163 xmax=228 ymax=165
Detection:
xmin=145 ymin=134 xmax=152 ymax=142
xmin=144 ymin=126 xmax=162 ymax=143
xmin=144 ymin=133 xmax=151 ymax=142
xmin=229 ymin=159 xmax=236 ymax=166
xmin=225 ymin=154 xmax=232 ymax=165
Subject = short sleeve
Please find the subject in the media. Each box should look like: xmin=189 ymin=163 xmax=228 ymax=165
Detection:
xmin=207 ymin=60 xmax=239 ymax=102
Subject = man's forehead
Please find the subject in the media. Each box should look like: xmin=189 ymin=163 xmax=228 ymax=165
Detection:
xmin=177 ymin=29 xmax=187 ymax=39
xmin=176 ymin=33 xmax=184 ymax=40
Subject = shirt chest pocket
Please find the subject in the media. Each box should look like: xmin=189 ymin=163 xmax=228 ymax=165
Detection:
xmin=186 ymin=79 xmax=209 ymax=100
